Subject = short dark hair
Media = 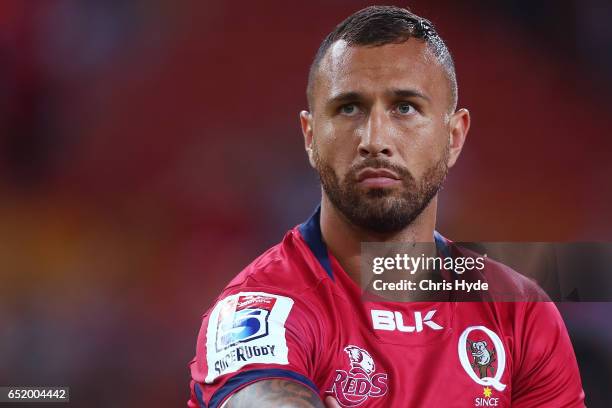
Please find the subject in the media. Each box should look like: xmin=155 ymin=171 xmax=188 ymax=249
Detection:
xmin=307 ymin=5 xmax=457 ymax=111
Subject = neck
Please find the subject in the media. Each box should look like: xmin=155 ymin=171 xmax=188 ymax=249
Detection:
xmin=319 ymin=194 xmax=438 ymax=285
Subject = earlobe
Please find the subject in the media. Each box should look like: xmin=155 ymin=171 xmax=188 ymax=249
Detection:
xmin=307 ymin=147 xmax=316 ymax=168
xmin=447 ymin=108 xmax=470 ymax=168
xmin=300 ymin=110 xmax=316 ymax=168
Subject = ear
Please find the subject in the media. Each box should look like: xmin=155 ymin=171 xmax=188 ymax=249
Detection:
xmin=300 ymin=110 xmax=316 ymax=168
xmin=447 ymin=108 xmax=470 ymax=168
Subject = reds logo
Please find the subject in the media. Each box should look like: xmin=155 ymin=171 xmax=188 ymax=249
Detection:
xmin=326 ymin=345 xmax=388 ymax=407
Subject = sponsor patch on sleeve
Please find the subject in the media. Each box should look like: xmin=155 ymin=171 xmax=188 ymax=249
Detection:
xmin=204 ymin=292 xmax=294 ymax=383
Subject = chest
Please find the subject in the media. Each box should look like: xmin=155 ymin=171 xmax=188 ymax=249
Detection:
xmin=314 ymin=301 xmax=514 ymax=407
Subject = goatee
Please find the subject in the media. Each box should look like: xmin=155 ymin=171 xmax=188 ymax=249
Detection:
xmin=313 ymin=147 xmax=448 ymax=234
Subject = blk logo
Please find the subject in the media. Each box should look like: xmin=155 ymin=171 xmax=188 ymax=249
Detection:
xmin=371 ymin=309 xmax=443 ymax=333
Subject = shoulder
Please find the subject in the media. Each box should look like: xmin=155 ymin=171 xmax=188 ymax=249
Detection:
xmin=222 ymin=228 xmax=328 ymax=298
xmin=484 ymin=255 xmax=549 ymax=301
xmin=453 ymin=244 xmax=550 ymax=302
xmin=190 ymin=228 xmax=329 ymax=386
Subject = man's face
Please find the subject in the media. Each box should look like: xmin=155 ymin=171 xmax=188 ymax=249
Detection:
xmin=301 ymin=39 xmax=468 ymax=234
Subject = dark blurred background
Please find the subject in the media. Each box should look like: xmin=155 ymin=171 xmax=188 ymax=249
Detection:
xmin=1 ymin=1 xmax=611 ymax=407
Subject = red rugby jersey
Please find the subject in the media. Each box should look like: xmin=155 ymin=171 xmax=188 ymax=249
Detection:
xmin=188 ymin=208 xmax=585 ymax=407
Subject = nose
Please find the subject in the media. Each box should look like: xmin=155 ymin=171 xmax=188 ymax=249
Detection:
xmin=358 ymin=106 xmax=393 ymax=158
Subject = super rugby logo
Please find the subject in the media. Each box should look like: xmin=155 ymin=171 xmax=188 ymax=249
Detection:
xmin=205 ymin=292 xmax=293 ymax=383
xmin=215 ymin=295 xmax=277 ymax=352
xmin=326 ymin=345 xmax=388 ymax=407
xmin=458 ymin=326 xmax=507 ymax=392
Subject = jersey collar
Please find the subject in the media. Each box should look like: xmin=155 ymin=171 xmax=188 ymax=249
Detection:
xmin=298 ymin=205 xmax=334 ymax=281
xmin=299 ymin=204 xmax=449 ymax=282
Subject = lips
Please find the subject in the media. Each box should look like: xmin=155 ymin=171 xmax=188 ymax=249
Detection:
xmin=356 ymin=168 xmax=400 ymax=182
xmin=356 ymin=167 xmax=401 ymax=188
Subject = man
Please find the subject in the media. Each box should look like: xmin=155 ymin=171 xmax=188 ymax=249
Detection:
xmin=188 ymin=6 xmax=585 ymax=407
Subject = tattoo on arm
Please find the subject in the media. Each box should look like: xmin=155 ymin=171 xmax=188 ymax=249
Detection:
xmin=224 ymin=379 xmax=325 ymax=408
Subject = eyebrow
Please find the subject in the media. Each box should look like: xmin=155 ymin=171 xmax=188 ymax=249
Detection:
xmin=389 ymin=88 xmax=431 ymax=102
xmin=326 ymin=88 xmax=431 ymax=107
xmin=326 ymin=91 xmax=362 ymax=106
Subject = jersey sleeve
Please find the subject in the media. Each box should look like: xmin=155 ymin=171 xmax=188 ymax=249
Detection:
xmin=511 ymin=302 xmax=585 ymax=407
xmin=187 ymin=287 xmax=321 ymax=408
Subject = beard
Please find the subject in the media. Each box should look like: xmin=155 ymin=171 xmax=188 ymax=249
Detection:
xmin=313 ymin=146 xmax=449 ymax=234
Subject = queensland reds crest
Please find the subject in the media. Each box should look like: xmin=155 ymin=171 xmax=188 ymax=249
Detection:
xmin=326 ymin=345 xmax=388 ymax=407
xmin=458 ymin=326 xmax=507 ymax=392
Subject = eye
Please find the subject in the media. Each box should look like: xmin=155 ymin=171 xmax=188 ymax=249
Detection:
xmin=339 ymin=104 xmax=359 ymax=116
xmin=396 ymin=102 xmax=416 ymax=115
